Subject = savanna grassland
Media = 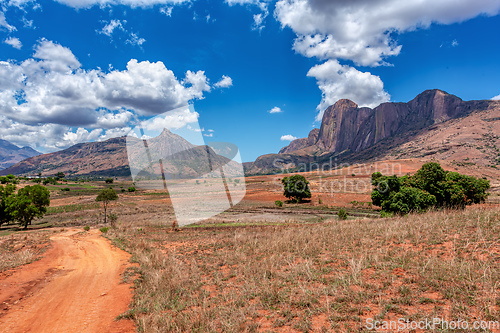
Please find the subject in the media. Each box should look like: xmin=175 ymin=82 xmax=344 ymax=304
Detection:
xmin=1 ymin=160 xmax=500 ymax=332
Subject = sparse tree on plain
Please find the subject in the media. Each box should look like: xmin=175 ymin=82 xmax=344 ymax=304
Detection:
xmin=96 ymin=188 xmax=118 ymax=225
xmin=281 ymin=175 xmax=311 ymax=203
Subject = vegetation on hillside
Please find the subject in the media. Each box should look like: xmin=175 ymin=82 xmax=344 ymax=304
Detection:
xmin=371 ymin=162 xmax=490 ymax=214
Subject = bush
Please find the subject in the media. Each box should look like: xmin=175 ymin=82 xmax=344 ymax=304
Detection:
xmin=371 ymin=162 xmax=490 ymax=215
xmin=108 ymin=213 xmax=118 ymax=227
xmin=83 ymin=225 xmax=90 ymax=231
xmin=337 ymin=208 xmax=348 ymax=220
xmin=380 ymin=211 xmax=394 ymax=218
xmin=275 ymin=200 xmax=283 ymax=208
xmin=105 ymin=178 xmax=114 ymax=184
xmin=127 ymin=187 xmax=136 ymax=192
xmin=99 ymin=227 xmax=110 ymax=233
xmin=281 ymin=175 xmax=311 ymax=203
xmin=60 ymin=187 xmax=70 ymax=192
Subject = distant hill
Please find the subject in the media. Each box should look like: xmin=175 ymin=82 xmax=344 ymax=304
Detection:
xmin=246 ymin=89 xmax=500 ymax=177
xmin=0 ymin=129 xmax=239 ymax=179
xmin=0 ymin=139 xmax=40 ymax=170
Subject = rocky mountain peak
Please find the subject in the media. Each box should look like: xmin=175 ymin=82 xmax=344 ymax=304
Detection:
xmin=275 ymin=89 xmax=492 ymax=158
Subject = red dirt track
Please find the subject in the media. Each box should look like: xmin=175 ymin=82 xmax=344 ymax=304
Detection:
xmin=0 ymin=229 xmax=135 ymax=333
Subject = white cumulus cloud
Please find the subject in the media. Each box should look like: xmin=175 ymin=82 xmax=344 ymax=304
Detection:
xmin=307 ymin=60 xmax=390 ymax=121
xmin=0 ymin=12 xmax=16 ymax=32
xmin=0 ymin=39 xmax=218 ymax=151
xmin=281 ymin=134 xmax=297 ymax=141
xmin=274 ymin=0 xmax=500 ymax=117
xmin=214 ymin=75 xmax=233 ymax=89
xmin=275 ymin=0 xmax=500 ymax=67
xmin=53 ymin=0 xmax=189 ymax=9
xmin=4 ymin=37 xmax=22 ymax=49
xmin=126 ymin=32 xmax=146 ymax=46
xmin=99 ymin=19 xmax=125 ymax=36
xmin=269 ymin=106 xmax=282 ymax=114
xmin=143 ymin=106 xmax=199 ymax=131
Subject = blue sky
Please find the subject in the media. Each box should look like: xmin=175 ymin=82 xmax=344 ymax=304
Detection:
xmin=0 ymin=0 xmax=499 ymax=162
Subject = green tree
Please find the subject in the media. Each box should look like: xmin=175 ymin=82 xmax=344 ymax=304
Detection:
xmin=385 ymin=186 xmax=437 ymax=214
xmin=281 ymin=175 xmax=311 ymax=203
xmin=55 ymin=172 xmax=65 ymax=180
xmin=371 ymin=162 xmax=489 ymax=215
xmin=96 ymin=188 xmax=118 ymax=225
xmin=105 ymin=178 xmax=114 ymax=184
xmin=6 ymin=185 xmax=50 ymax=229
xmin=412 ymin=162 xmax=447 ymax=205
xmin=0 ymin=184 xmax=16 ymax=226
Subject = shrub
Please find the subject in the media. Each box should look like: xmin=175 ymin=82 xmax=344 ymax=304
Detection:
xmin=108 ymin=213 xmax=118 ymax=227
xmin=83 ymin=225 xmax=90 ymax=231
xmin=127 ymin=187 xmax=136 ymax=192
xmin=338 ymin=208 xmax=348 ymax=220
xmin=371 ymin=162 xmax=490 ymax=215
xmin=60 ymin=187 xmax=70 ymax=191
xmin=380 ymin=211 xmax=394 ymax=218
xmin=275 ymin=200 xmax=283 ymax=208
xmin=99 ymin=227 xmax=110 ymax=233
xmin=281 ymin=175 xmax=311 ymax=203
xmin=105 ymin=178 xmax=114 ymax=184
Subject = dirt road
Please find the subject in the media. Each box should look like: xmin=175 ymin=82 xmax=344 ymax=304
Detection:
xmin=0 ymin=229 xmax=135 ymax=333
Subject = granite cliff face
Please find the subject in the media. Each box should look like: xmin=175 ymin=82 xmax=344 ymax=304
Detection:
xmin=279 ymin=128 xmax=319 ymax=154
xmin=282 ymin=89 xmax=489 ymax=155
xmin=246 ymin=89 xmax=493 ymax=174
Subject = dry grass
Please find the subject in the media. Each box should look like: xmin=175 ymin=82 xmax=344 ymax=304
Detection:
xmin=107 ymin=206 xmax=500 ymax=332
xmin=0 ymin=232 xmax=51 ymax=272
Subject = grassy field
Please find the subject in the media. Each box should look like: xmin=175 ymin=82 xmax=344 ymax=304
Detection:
xmin=106 ymin=206 xmax=500 ymax=332
xmin=2 ymin=172 xmax=500 ymax=332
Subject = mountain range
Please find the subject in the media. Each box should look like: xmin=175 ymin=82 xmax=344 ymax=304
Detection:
xmin=0 ymin=139 xmax=40 ymax=170
xmin=0 ymin=129 xmax=239 ymax=179
xmin=246 ymin=89 xmax=500 ymax=177
xmin=1 ymin=89 xmax=500 ymax=180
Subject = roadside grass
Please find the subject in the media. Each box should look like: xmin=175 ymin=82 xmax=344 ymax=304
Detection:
xmin=0 ymin=232 xmax=51 ymax=272
xmin=107 ymin=206 xmax=500 ymax=332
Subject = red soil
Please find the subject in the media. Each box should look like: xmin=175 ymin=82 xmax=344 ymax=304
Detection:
xmin=0 ymin=229 xmax=135 ymax=333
